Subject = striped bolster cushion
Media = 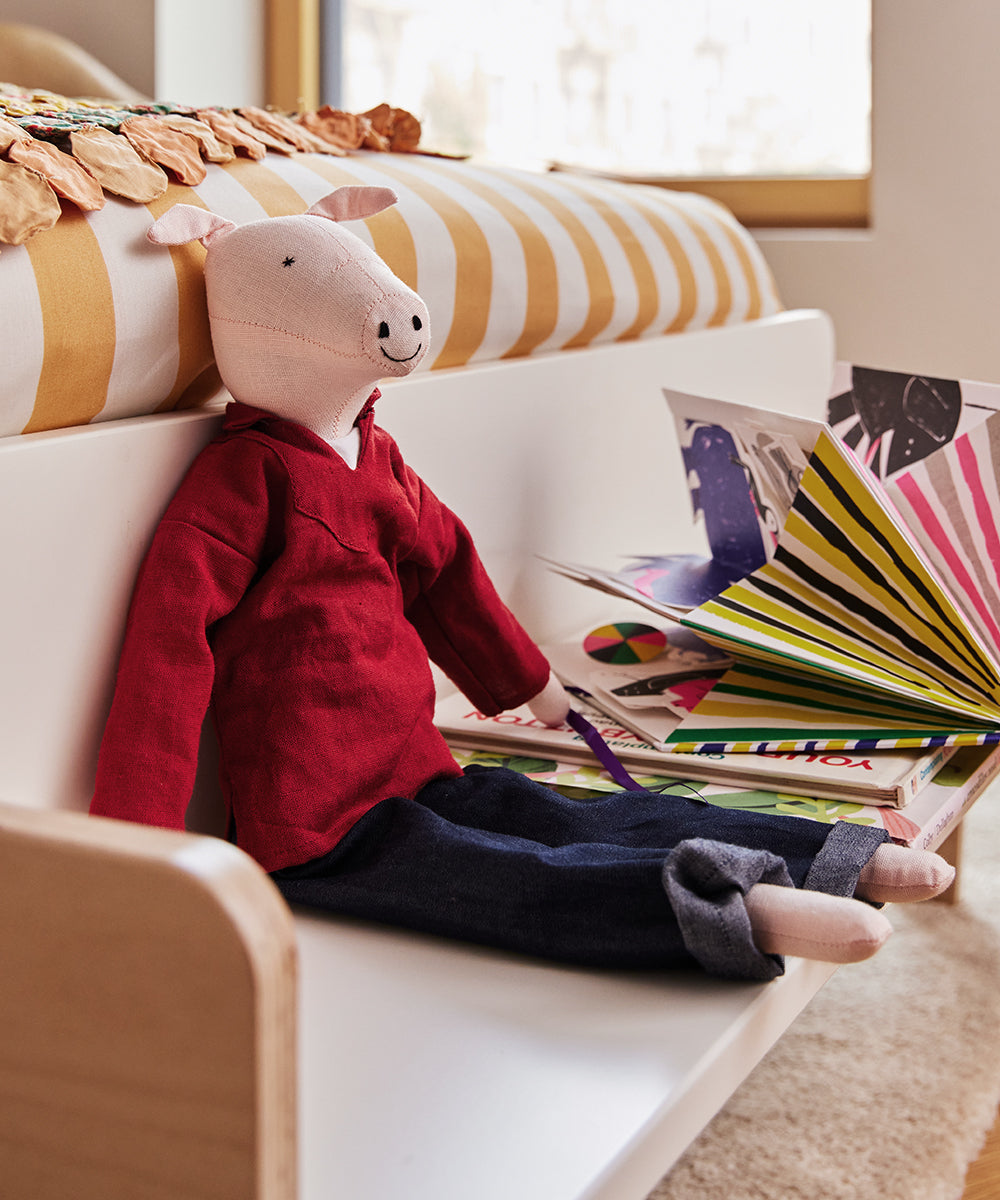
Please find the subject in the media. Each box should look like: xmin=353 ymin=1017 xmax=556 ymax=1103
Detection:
xmin=1 ymin=149 xmax=781 ymax=437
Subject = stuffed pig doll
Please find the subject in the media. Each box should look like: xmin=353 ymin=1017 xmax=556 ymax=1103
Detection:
xmin=92 ymin=186 xmax=953 ymax=981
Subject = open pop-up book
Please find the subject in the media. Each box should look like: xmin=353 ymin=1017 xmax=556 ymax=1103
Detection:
xmin=551 ymin=366 xmax=1000 ymax=753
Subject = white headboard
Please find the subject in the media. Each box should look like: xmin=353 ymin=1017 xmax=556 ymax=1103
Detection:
xmin=0 ymin=312 xmax=833 ymax=815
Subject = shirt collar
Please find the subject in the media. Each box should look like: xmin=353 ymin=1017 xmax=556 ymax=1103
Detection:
xmin=222 ymin=388 xmax=382 ymax=434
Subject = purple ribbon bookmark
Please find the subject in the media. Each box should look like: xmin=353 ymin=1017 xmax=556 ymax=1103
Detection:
xmin=565 ymin=707 xmax=651 ymax=793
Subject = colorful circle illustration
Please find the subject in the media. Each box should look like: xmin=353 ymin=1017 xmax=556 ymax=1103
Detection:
xmin=583 ymin=622 xmax=668 ymax=664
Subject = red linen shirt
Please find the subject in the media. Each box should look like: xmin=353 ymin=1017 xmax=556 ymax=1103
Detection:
xmin=92 ymin=401 xmax=550 ymax=871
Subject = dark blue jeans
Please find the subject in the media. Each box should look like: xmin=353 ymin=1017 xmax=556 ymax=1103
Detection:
xmin=272 ymin=766 xmax=887 ymax=981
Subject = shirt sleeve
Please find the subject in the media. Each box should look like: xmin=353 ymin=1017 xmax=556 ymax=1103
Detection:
xmin=90 ymin=441 xmax=274 ymax=831
xmin=399 ymin=466 xmax=551 ymax=716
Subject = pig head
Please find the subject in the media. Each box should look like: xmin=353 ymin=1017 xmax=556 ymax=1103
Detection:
xmin=148 ymin=185 xmax=430 ymax=440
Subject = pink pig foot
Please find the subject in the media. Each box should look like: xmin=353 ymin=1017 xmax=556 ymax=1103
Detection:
xmin=852 ymin=843 xmax=955 ymax=904
xmin=745 ymin=883 xmax=892 ymax=964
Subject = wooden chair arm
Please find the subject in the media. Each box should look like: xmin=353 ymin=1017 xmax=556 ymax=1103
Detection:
xmin=0 ymin=803 xmax=297 ymax=1200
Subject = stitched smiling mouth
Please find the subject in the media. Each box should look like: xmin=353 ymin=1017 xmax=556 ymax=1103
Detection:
xmin=380 ymin=344 xmax=423 ymax=363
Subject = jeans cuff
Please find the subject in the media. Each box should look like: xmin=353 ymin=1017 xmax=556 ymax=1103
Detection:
xmin=662 ymin=838 xmax=794 ymax=982
xmin=802 ymin=821 xmax=890 ymax=899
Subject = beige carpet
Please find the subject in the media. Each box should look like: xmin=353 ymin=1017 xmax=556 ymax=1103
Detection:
xmin=649 ymin=795 xmax=1000 ymax=1200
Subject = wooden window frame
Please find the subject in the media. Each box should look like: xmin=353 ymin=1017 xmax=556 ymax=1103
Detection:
xmin=547 ymin=165 xmax=870 ymax=229
xmin=266 ymin=0 xmax=322 ymax=112
xmin=264 ymin=0 xmax=871 ymax=230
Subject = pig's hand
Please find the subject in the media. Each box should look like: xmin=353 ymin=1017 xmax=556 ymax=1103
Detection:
xmin=525 ymin=672 xmax=572 ymax=728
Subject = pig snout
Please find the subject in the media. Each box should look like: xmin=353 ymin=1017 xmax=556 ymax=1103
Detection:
xmin=378 ymin=314 xmax=424 ymax=363
xmin=363 ymin=293 xmax=430 ymax=376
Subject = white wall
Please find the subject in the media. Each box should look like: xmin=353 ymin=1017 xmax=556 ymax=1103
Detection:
xmin=154 ymin=0 xmax=264 ymax=107
xmin=0 ymin=0 xmax=264 ymax=104
xmin=757 ymin=0 xmax=1000 ymax=385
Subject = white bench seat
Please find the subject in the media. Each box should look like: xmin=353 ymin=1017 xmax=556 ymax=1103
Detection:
xmin=294 ymin=911 xmax=835 ymax=1200
xmin=0 ymin=314 xmax=843 ymax=1199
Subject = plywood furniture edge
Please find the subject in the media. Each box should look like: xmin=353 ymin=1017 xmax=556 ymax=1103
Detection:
xmin=0 ymin=802 xmax=297 ymax=1200
xmin=932 ymin=823 xmax=964 ymax=906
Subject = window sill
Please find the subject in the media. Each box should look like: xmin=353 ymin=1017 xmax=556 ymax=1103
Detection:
xmin=548 ymin=165 xmax=870 ymax=230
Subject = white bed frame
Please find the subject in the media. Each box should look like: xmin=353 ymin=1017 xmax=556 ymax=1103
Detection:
xmin=0 ymin=312 xmax=841 ymax=1199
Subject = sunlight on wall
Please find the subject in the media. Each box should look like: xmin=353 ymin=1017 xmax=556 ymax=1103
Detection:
xmin=339 ymin=0 xmax=870 ymax=174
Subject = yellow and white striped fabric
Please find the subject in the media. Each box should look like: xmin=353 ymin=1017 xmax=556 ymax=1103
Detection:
xmin=0 ymin=150 xmax=781 ymax=437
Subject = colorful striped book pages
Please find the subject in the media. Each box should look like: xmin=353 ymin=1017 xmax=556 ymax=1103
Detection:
xmin=885 ymin=409 xmax=1000 ymax=666
xmin=667 ymin=425 xmax=1000 ymax=752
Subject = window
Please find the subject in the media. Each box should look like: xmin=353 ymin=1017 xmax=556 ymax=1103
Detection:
xmin=268 ymin=0 xmax=871 ymax=226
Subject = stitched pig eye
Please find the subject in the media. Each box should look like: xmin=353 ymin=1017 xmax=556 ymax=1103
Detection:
xmin=378 ymin=321 xmax=390 ymax=338
xmin=282 ymin=255 xmax=295 ymax=267
xmin=412 ymin=315 xmax=422 ymax=330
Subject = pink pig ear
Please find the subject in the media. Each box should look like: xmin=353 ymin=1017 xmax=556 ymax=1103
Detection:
xmin=148 ymin=204 xmax=236 ymax=248
xmin=307 ymin=185 xmax=399 ymax=224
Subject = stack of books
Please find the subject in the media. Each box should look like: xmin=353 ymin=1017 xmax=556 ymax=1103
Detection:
xmin=436 ymin=365 xmax=1000 ymax=849
xmin=435 ymin=690 xmax=999 ymax=850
